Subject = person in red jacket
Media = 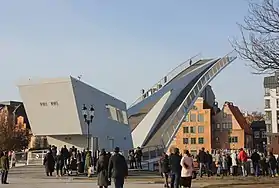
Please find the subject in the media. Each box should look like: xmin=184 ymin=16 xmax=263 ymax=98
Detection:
xmin=238 ymin=148 xmax=248 ymax=176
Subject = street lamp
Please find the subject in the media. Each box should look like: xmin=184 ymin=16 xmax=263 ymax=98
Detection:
xmin=82 ymin=104 xmax=95 ymax=150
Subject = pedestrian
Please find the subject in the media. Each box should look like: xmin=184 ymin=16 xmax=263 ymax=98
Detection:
xmin=230 ymin=151 xmax=238 ymax=176
xmin=128 ymin=150 xmax=135 ymax=169
xmin=85 ymin=150 xmax=93 ymax=177
xmin=180 ymin=150 xmax=194 ymax=188
xmin=251 ymin=150 xmax=260 ymax=177
xmin=226 ymin=153 xmax=232 ymax=175
xmin=43 ymin=150 xmax=55 ymax=176
xmin=260 ymin=154 xmax=269 ymax=176
xmin=135 ymin=147 xmax=142 ymax=169
xmin=169 ymin=148 xmax=182 ymax=188
xmin=268 ymin=152 xmax=278 ymax=177
xmin=197 ymin=148 xmax=207 ymax=178
xmin=205 ymin=151 xmax=213 ymax=177
xmin=221 ymin=153 xmax=228 ymax=176
xmin=108 ymin=147 xmax=128 ymax=188
xmin=55 ymin=150 xmax=64 ymax=177
xmin=215 ymin=150 xmax=222 ymax=176
xmin=238 ymin=148 xmax=248 ymax=177
xmin=1 ymin=151 xmax=9 ymax=184
xmin=96 ymin=149 xmax=110 ymax=188
xmin=159 ymin=152 xmax=170 ymax=188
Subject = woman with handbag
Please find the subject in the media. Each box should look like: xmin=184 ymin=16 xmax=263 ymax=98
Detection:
xmin=180 ymin=150 xmax=194 ymax=188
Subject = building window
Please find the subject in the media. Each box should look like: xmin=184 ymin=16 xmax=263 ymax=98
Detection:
xmin=40 ymin=102 xmax=47 ymax=106
xmin=265 ymin=99 xmax=271 ymax=109
xmin=262 ymin=131 xmax=267 ymax=138
xmin=106 ymin=105 xmax=112 ymax=119
xmin=198 ymin=137 xmax=204 ymax=144
xmin=277 ymin=87 xmax=279 ymax=95
xmin=198 ymin=126 xmax=204 ymax=133
xmin=222 ymin=123 xmax=227 ymax=129
xmin=183 ymin=127 xmax=189 ymax=133
xmin=50 ymin=101 xmax=58 ymax=106
xmin=229 ymin=136 xmax=238 ymax=143
xmin=277 ymin=99 xmax=279 ymax=108
xmin=266 ymin=111 xmax=272 ymax=121
xmin=116 ymin=109 xmax=124 ymax=123
xmin=198 ymin=114 xmax=204 ymax=122
xmin=267 ymin=124 xmax=272 ymax=132
xmin=183 ymin=138 xmax=188 ymax=144
xmin=254 ymin=131 xmax=260 ymax=138
xmin=190 ymin=138 xmax=196 ymax=144
xmin=228 ymin=122 xmax=232 ymax=129
xmin=216 ymin=123 xmax=220 ymax=129
xmin=190 ymin=126 xmax=196 ymax=133
xmin=223 ymin=113 xmax=227 ymax=118
xmin=192 ymin=105 xmax=198 ymax=110
xmin=265 ymin=88 xmax=270 ymax=96
xmin=105 ymin=105 xmax=128 ymax=124
xmin=267 ymin=136 xmax=271 ymax=144
xmin=190 ymin=114 xmax=196 ymax=122
xmin=215 ymin=137 xmax=220 ymax=143
xmin=184 ymin=114 xmax=189 ymax=122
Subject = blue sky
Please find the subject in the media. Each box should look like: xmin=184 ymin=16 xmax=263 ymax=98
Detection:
xmin=0 ymin=0 xmax=264 ymax=112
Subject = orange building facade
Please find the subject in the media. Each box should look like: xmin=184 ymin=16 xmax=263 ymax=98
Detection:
xmin=170 ymin=97 xmax=212 ymax=156
xmin=170 ymin=100 xmax=253 ymax=155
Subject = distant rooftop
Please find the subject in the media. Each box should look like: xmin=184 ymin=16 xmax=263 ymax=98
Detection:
xmin=264 ymin=71 xmax=279 ymax=88
xmin=0 ymin=101 xmax=23 ymax=106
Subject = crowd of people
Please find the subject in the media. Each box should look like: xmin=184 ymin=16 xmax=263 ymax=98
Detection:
xmin=159 ymin=147 xmax=279 ymax=188
xmin=3 ymin=144 xmax=279 ymax=188
xmin=42 ymin=145 xmax=128 ymax=188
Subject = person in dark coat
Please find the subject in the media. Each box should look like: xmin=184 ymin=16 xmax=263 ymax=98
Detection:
xmin=135 ymin=147 xmax=142 ymax=169
xmin=251 ymin=150 xmax=260 ymax=177
xmin=226 ymin=153 xmax=232 ymax=176
xmin=206 ymin=151 xmax=213 ymax=177
xmin=169 ymin=148 xmax=181 ymax=188
xmin=108 ymin=147 xmax=128 ymax=188
xmin=197 ymin=148 xmax=207 ymax=178
xmin=128 ymin=150 xmax=135 ymax=169
xmin=268 ymin=152 xmax=278 ymax=177
xmin=43 ymin=150 xmax=55 ymax=176
xmin=96 ymin=149 xmax=110 ymax=188
xmin=55 ymin=151 xmax=64 ymax=177
xmin=160 ymin=152 xmax=170 ymax=188
xmin=1 ymin=151 xmax=9 ymax=184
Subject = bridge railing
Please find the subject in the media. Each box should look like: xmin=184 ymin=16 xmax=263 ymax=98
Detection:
xmin=129 ymin=53 xmax=202 ymax=107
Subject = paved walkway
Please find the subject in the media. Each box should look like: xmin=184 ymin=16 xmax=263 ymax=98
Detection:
xmin=4 ymin=166 xmax=279 ymax=188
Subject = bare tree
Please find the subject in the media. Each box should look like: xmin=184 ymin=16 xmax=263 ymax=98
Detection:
xmin=233 ymin=0 xmax=279 ymax=73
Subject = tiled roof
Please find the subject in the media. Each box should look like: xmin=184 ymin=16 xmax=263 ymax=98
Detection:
xmin=226 ymin=102 xmax=252 ymax=135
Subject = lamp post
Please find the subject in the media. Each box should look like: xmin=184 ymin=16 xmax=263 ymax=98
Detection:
xmin=82 ymin=104 xmax=95 ymax=150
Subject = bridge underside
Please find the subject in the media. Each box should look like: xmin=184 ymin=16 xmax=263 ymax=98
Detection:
xmin=128 ymin=52 xmax=237 ymax=152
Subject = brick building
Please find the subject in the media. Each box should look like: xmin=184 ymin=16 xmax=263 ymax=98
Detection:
xmin=170 ymin=97 xmax=213 ymax=156
xmin=170 ymin=100 xmax=253 ymax=155
xmin=212 ymin=102 xmax=253 ymax=150
xmin=251 ymin=120 xmax=267 ymax=153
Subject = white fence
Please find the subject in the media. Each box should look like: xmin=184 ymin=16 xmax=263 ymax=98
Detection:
xmin=10 ymin=150 xmax=48 ymax=167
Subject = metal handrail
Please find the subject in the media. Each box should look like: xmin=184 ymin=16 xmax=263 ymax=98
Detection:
xmin=160 ymin=50 xmax=237 ymax=148
xmin=129 ymin=53 xmax=202 ymax=107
